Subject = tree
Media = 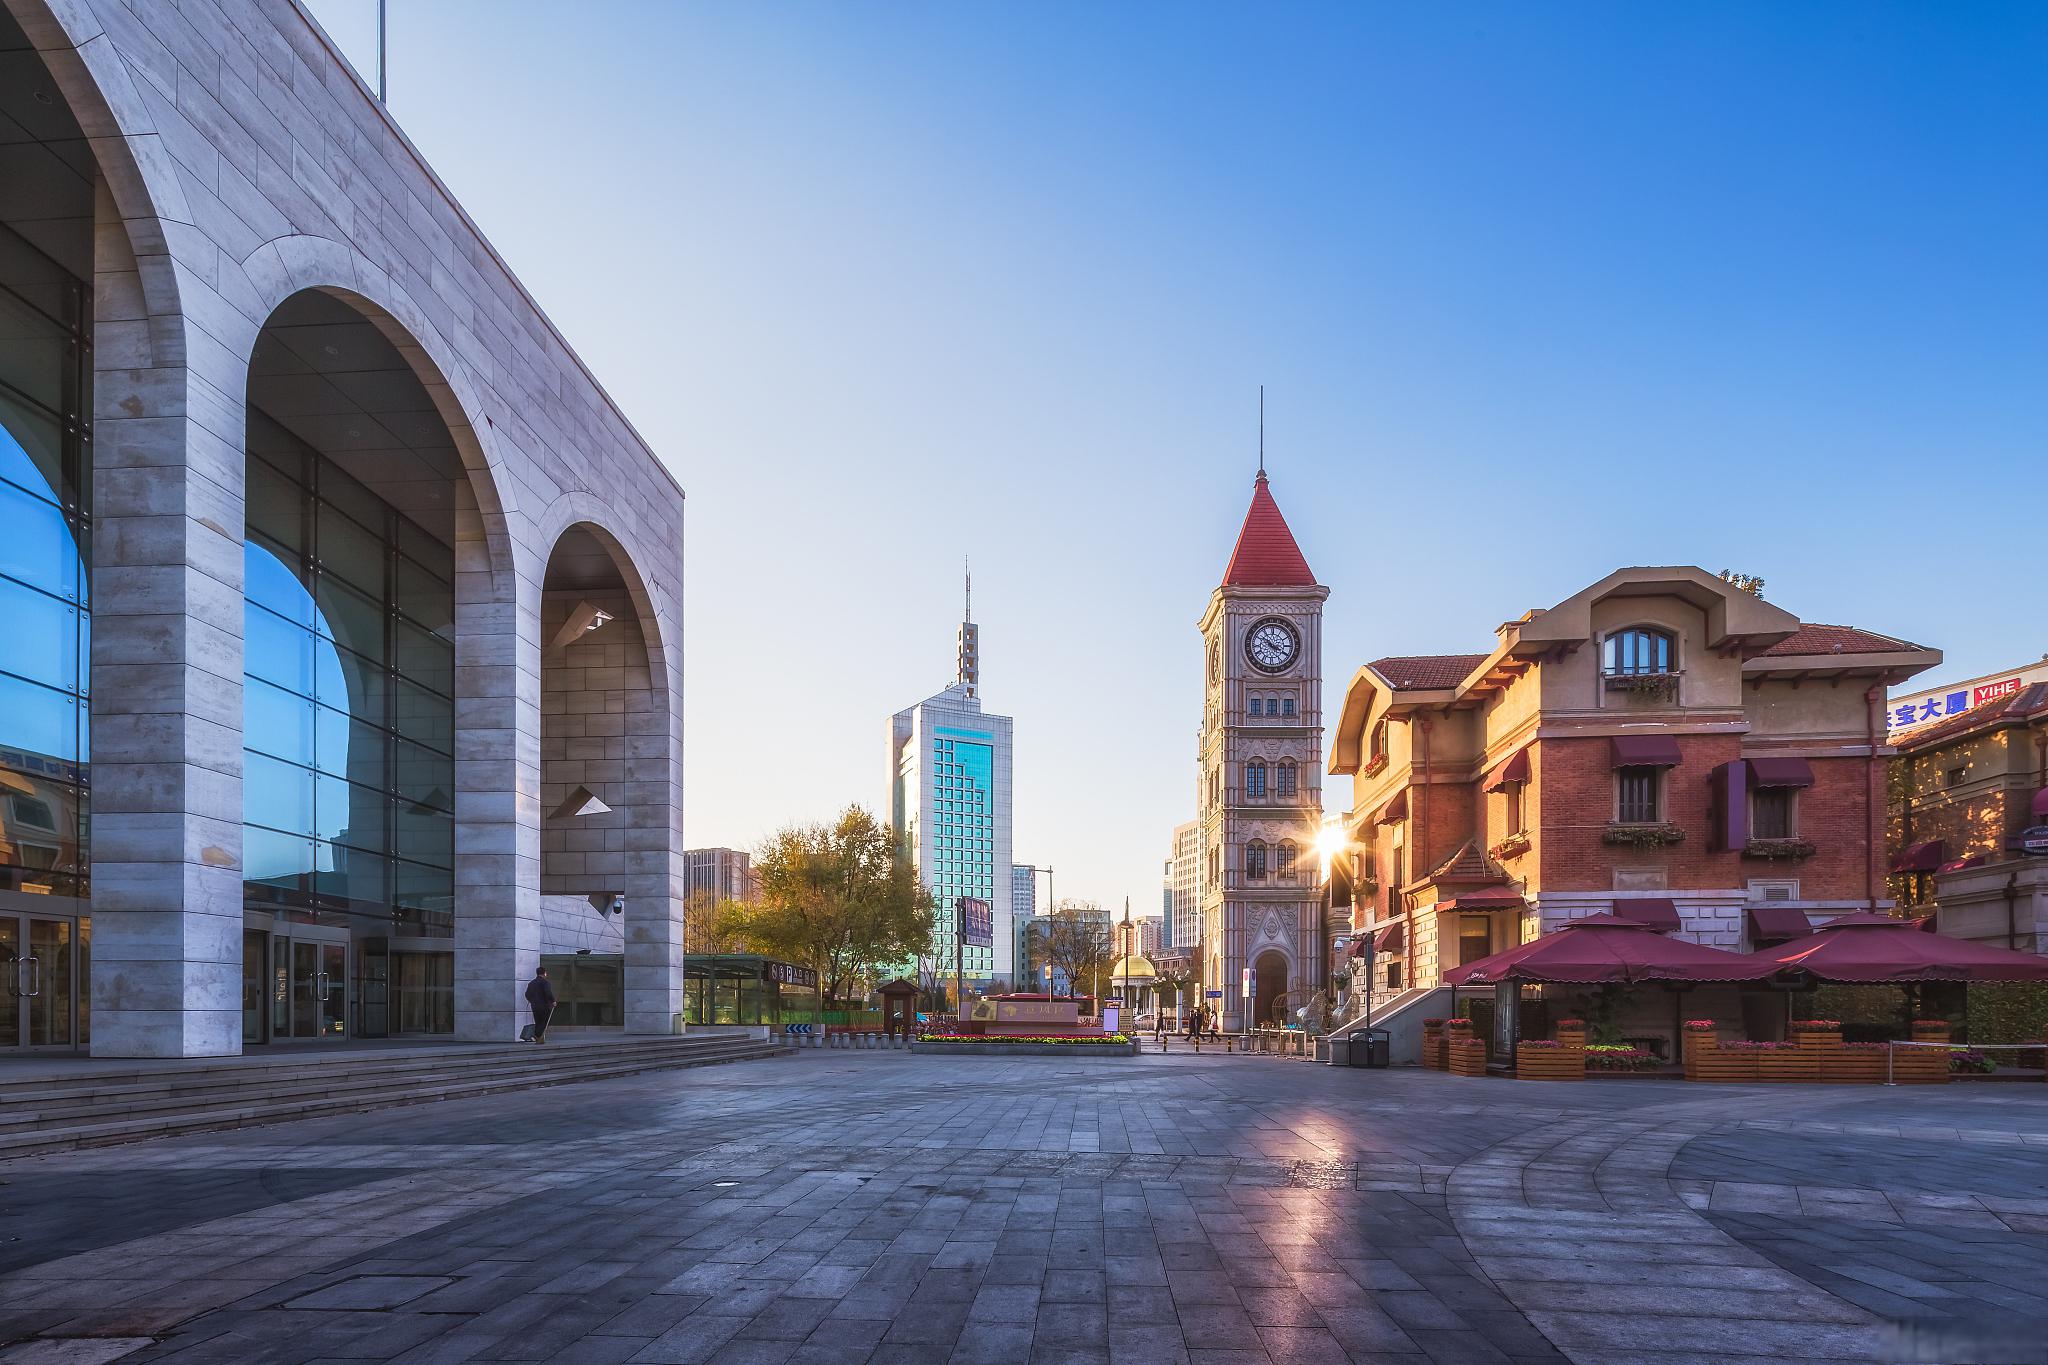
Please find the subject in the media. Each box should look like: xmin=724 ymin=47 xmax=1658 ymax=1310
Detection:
xmin=1153 ymin=966 xmax=1191 ymax=1022
xmin=1044 ymin=900 xmax=1113 ymax=1001
xmin=682 ymin=891 xmax=751 ymax=954
xmin=745 ymin=806 xmax=937 ymax=1010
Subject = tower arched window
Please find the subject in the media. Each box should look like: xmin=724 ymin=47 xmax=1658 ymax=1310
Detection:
xmin=1604 ymin=626 xmax=1675 ymax=677
xmin=1281 ymin=697 xmax=1296 ymax=717
xmin=1369 ymin=721 xmax=1388 ymax=762
xmin=1277 ymin=761 xmax=1298 ymax=798
xmin=1246 ymin=841 xmax=1268 ymax=880
xmin=1250 ymin=697 xmax=1265 ymax=717
xmin=1245 ymin=760 xmax=1268 ymax=799
xmin=1276 ymin=841 xmax=1298 ymax=879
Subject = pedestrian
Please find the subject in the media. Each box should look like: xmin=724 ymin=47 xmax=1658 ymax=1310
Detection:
xmin=524 ymin=965 xmax=556 ymax=1044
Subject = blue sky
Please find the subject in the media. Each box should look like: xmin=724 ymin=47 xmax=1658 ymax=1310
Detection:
xmin=306 ymin=1 xmax=2045 ymax=914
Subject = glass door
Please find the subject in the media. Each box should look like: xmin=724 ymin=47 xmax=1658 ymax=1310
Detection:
xmin=0 ymin=914 xmax=78 ymax=1048
xmin=269 ymin=932 xmax=350 ymax=1041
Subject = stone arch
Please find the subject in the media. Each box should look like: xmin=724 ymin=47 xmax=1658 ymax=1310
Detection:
xmin=537 ymin=518 xmax=683 ymax=1036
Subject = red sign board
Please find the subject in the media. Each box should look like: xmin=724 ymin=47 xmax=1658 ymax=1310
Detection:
xmin=1974 ymin=678 xmax=2023 ymax=707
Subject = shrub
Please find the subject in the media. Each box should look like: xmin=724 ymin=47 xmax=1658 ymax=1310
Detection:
xmin=1422 ymin=1018 xmax=1446 ymax=1027
xmin=1585 ymin=1045 xmax=1658 ymax=1071
xmin=1518 ymin=1040 xmax=1562 ymax=1050
xmin=1790 ymin=1019 xmax=1842 ymax=1030
xmin=1949 ymin=1049 xmax=1997 ymax=1075
xmin=1683 ymin=1019 xmax=1717 ymax=1031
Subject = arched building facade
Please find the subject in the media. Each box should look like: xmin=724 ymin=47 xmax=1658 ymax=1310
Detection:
xmin=0 ymin=0 xmax=686 ymax=1056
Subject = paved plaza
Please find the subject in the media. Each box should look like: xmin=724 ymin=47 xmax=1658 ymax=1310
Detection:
xmin=2 ymin=1051 xmax=2046 ymax=1365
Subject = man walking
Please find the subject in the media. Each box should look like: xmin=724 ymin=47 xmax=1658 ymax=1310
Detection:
xmin=524 ymin=965 xmax=556 ymax=1044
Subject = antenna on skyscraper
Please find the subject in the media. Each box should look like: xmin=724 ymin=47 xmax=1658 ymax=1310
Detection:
xmin=1258 ymin=384 xmax=1265 ymax=477
xmin=964 ymin=556 xmax=972 ymax=623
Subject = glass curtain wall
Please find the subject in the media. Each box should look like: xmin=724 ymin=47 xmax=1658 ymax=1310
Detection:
xmin=241 ymin=408 xmax=455 ymax=1037
xmin=0 ymin=223 xmax=90 ymax=905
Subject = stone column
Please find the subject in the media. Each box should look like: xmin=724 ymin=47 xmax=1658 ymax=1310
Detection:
xmin=87 ymin=184 xmax=245 ymax=1058
xmin=452 ymin=511 xmax=541 ymax=1041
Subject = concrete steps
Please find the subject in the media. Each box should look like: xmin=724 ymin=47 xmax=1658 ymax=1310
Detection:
xmin=0 ymin=1034 xmax=791 ymax=1160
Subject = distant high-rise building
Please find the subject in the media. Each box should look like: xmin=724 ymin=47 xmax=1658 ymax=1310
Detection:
xmin=1117 ymin=916 xmax=1164 ymax=960
xmin=1161 ymin=859 xmax=1174 ymax=947
xmin=1012 ymin=864 xmax=1038 ymax=921
xmin=1170 ymin=819 xmax=1202 ymax=965
xmin=685 ymin=848 xmax=755 ymax=903
xmin=888 ymin=572 xmax=1015 ymax=985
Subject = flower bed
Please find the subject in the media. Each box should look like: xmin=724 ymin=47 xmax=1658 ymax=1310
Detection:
xmin=1601 ymin=822 xmax=1686 ymax=848
xmin=1682 ymin=1022 xmax=1717 ymax=1078
xmin=1950 ymin=1048 xmax=1997 ymax=1076
xmin=910 ymin=1033 xmax=1137 ymax=1057
xmin=1489 ymin=833 xmax=1531 ymax=861
xmin=1585 ymin=1045 xmax=1659 ymax=1072
xmin=1447 ymin=1036 xmax=1489 ymax=1077
xmin=1743 ymin=837 xmax=1817 ymax=860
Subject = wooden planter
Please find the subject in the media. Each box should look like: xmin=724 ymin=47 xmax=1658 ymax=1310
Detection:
xmin=1420 ymin=1026 xmax=1444 ymax=1071
xmin=1448 ymin=1038 xmax=1489 ymax=1077
xmin=1516 ymin=1047 xmax=1585 ymax=1081
xmin=1682 ymin=1029 xmax=1716 ymax=1079
xmin=1822 ymin=1050 xmax=1888 ymax=1084
xmin=1793 ymin=1028 xmax=1842 ymax=1053
xmin=1758 ymin=1048 xmax=1818 ymax=1083
xmin=1693 ymin=1047 xmax=1759 ymax=1083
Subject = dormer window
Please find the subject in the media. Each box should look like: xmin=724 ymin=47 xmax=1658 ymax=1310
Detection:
xmin=1604 ymin=627 xmax=1675 ymax=677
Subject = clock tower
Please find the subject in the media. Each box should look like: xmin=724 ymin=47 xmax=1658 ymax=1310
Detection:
xmin=1198 ymin=467 xmax=1328 ymax=1031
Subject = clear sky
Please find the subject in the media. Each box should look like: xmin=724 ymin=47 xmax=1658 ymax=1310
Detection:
xmin=305 ymin=1 xmax=2045 ymax=915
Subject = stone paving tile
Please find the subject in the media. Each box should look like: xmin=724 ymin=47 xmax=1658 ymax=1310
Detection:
xmin=4 ymin=1053 xmax=2048 ymax=1361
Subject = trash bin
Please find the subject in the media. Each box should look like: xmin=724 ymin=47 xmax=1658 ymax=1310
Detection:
xmin=1349 ymin=1029 xmax=1390 ymax=1068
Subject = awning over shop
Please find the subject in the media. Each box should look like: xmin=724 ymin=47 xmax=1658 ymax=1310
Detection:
xmin=1373 ymin=921 xmax=1406 ymax=955
xmin=1610 ymin=735 xmax=1681 ymax=768
xmin=1442 ymin=913 xmax=1779 ymax=987
xmin=1435 ymin=889 xmax=1525 ymax=913
xmin=1484 ymin=746 xmax=1531 ymax=792
xmin=1747 ymin=912 xmax=2048 ymax=983
xmin=1746 ymin=757 xmax=1815 ymax=788
xmin=1745 ymin=904 xmax=1812 ymax=942
xmin=1939 ymin=855 xmax=1988 ymax=874
xmin=1610 ymin=898 xmax=1680 ymax=932
xmin=1889 ymin=840 xmax=1945 ymax=873
xmin=1374 ymin=790 xmax=1408 ymax=824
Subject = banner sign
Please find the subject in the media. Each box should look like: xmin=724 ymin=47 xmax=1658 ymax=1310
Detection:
xmin=763 ymin=960 xmax=817 ymax=988
xmin=957 ymin=897 xmax=994 ymax=948
xmin=1888 ymin=668 xmax=2044 ymax=737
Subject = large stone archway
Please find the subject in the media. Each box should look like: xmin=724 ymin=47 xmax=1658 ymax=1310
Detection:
xmin=538 ymin=523 xmax=684 ymax=1034
xmin=1253 ymin=950 xmax=1291 ymax=1028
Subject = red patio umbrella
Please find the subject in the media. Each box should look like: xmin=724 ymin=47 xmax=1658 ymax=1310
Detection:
xmin=1746 ymin=912 xmax=2048 ymax=983
xmin=1442 ymin=914 xmax=1781 ymax=987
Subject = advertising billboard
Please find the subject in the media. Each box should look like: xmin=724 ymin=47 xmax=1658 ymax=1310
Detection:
xmin=957 ymin=897 xmax=994 ymax=948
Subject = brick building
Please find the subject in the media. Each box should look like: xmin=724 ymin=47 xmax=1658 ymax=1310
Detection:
xmin=1887 ymin=678 xmax=2048 ymax=951
xmin=1328 ymin=568 xmax=1940 ymax=1007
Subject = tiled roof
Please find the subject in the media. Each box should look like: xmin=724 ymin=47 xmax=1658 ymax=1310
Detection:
xmin=1760 ymin=623 xmax=1927 ymax=657
xmin=1894 ymin=682 xmax=2048 ymax=752
xmin=1420 ymin=839 xmax=1507 ymax=887
xmin=1368 ymin=653 xmax=1489 ymax=691
xmin=1220 ymin=472 xmax=1317 ymax=588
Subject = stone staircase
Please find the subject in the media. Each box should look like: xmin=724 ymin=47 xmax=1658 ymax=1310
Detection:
xmin=0 ymin=1033 xmax=791 ymax=1161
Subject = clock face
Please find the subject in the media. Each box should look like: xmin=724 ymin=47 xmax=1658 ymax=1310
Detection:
xmin=1244 ymin=617 xmax=1299 ymax=673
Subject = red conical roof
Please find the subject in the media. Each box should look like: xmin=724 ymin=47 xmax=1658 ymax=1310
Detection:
xmin=1220 ymin=472 xmax=1317 ymax=587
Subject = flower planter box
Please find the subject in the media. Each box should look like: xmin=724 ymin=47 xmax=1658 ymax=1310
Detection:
xmin=1694 ymin=1048 xmax=1759 ymax=1083
xmin=1420 ymin=1026 xmax=1444 ymax=1071
xmin=1758 ymin=1048 xmax=1818 ymax=1083
xmin=1822 ymin=1050 xmax=1888 ymax=1084
xmin=1448 ymin=1038 xmax=1489 ymax=1077
xmin=1515 ymin=1047 xmax=1584 ymax=1081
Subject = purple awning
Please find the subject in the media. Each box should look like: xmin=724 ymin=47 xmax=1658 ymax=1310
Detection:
xmin=1745 ymin=904 xmax=1811 ymax=942
xmin=1610 ymin=735 xmax=1682 ymax=768
xmin=1747 ymin=757 xmax=1815 ymax=788
xmin=1374 ymin=921 xmax=1405 ymax=955
xmin=1374 ymin=790 xmax=1409 ymax=824
xmin=1484 ymin=746 xmax=1531 ymax=793
xmin=1612 ymin=898 xmax=1681 ymax=932
xmin=1436 ymin=889 xmax=1525 ymax=913
xmin=1889 ymin=840 xmax=1945 ymax=873
xmin=2034 ymin=787 xmax=2048 ymax=818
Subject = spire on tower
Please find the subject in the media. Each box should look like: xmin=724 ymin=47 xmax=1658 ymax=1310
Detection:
xmin=956 ymin=558 xmax=980 ymax=698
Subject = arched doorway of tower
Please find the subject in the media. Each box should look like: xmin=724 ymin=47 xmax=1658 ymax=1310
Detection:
xmin=1253 ymin=950 xmax=1290 ymax=1028
xmin=240 ymin=289 xmax=506 ymax=1044
xmin=537 ymin=523 xmax=681 ymax=1035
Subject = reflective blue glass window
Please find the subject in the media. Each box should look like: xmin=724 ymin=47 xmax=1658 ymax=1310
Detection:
xmin=0 ymin=475 xmax=84 ymax=603
xmin=244 ymin=535 xmax=314 ymax=628
xmin=243 ymin=751 xmax=315 ymax=837
xmin=0 ymin=671 xmax=80 ymax=765
xmin=244 ymin=826 xmax=315 ymax=892
xmin=243 ymin=677 xmax=314 ymax=767
xmin=0 ymin=575 xmax=82 ymax=693
xmin=244 ymin=605 xmax=315 ymax=696
xmin=315 ymin=573 xmax=386 ymax=665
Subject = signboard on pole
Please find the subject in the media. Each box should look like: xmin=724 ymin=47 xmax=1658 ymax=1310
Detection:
xmin=1241 ymin=966 xmax=1253 ymax=997
xmin=956 ymin=897 xmax=994 ymax=948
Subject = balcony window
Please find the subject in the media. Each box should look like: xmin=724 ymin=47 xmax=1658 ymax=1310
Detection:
xmin=1604 ymin=627 xmax=1675 ymax=677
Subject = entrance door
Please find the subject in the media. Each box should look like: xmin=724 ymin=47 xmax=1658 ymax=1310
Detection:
xmin=268 ymin=932 xmax=349 ymax=1041
xmin=0 ymin=913 xmax=79 ymax=1048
